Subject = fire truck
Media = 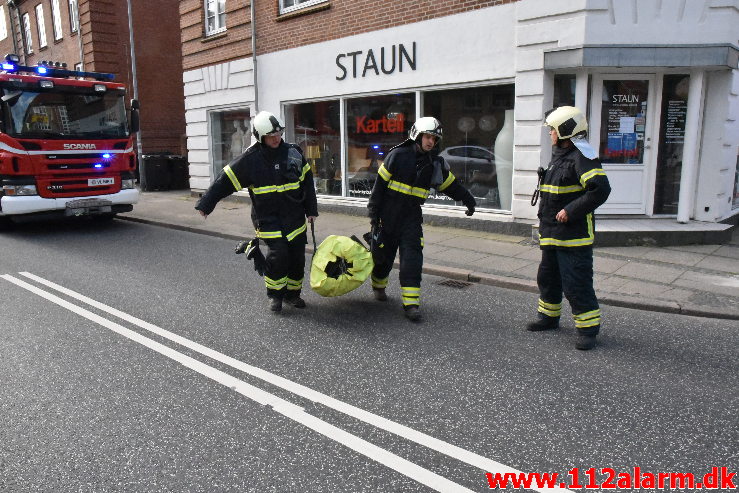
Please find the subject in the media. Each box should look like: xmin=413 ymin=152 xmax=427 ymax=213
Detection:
xmin=0 ymin=53 xmax=140 ymax=226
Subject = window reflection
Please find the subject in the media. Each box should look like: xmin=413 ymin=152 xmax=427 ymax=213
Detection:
xmin=346 ymin=94 xmax=415 ymax=198
xmin=292 ymin=100 xmax=341 ymax=196
xmin=424 ymin=85 xmax=514 ymax=210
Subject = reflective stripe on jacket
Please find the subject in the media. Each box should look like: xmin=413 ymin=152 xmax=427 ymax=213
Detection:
xmin=367 ymin=139 xmax=475 ymax=233
xmin=195 ymin=141 xmax=318 ymax=241
xmin=537 ymin=145 xmax=610 ymax=248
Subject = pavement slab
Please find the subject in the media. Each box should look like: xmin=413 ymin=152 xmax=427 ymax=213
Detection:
xmin=122 ymin=191 xmax=739 ymax=321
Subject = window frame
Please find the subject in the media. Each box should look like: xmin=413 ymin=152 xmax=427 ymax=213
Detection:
xmin=35 ymin=4 xmax=47 ymax=49
xmin=279 ymin=0 xmax=327 ymax=15
xmin=68 ymin=0 xmax=79 ymax=33
xmin=0 ymin=6 xmax=7 ymax=41
xmin=51 ymin=0 xmax=63 ymax=41
xmin=204 ymin=0 xmax=226 ymax=36
xmin=22 ymin=12 xmax=33 ymax=54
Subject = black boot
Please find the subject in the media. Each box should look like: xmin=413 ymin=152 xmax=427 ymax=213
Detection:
xmin=268 ymin=297 xmax=282 ymax=312
xmin=575 ymin=325 xmax=599 ymax=350
xmin=373 ymin=288 xmax=388 ymax=301
xmin=404 ymin=306 xmax=421 ymax=322
xmin=284 ymin=295 xmax=306 ymax=308
xmin=526 ymin=314 xmax=559 ymax=331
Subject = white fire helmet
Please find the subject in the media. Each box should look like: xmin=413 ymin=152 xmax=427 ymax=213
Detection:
xmin=253 ymin=111 xmax=285 ymax=142
xmin=409 ymin=116 xmax=443 ymax=142
xmin=544 ymin=106 xmax=588 ymax=140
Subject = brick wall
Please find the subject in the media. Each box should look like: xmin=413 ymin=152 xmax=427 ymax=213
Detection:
xmin=180 ymin=0 xmax=252 ymax=72
xmin=0 ymin=0 xmax=185 ymax=156
xmin=255 ymin=0 xmax=518 ymax=55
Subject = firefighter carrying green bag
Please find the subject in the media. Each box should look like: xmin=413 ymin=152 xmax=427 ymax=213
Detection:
xmin=310 ymin=235 xmax=374 ymax=297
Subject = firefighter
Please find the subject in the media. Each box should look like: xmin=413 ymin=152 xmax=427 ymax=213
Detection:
xmin=367 ymin=117 xmax=476 ymax=321
xmin=195 ymin=111 xmax=318 ymax=313
xmin=528 ymin=106 xmax=611 ymax=350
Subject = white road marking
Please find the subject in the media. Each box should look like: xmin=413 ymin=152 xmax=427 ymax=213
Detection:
xmin=2 ymin=274 xmax=474 ymax=493
xmin=13 ymin=271 xmax=573 ymax=492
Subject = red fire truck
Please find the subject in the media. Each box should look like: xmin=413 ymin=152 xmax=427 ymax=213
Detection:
xmin=0 ymin=53 xmax=140 ymax=226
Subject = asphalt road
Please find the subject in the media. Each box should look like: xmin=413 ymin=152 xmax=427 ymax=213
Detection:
xmin=1 ymin=219 xmax=736 ymax=492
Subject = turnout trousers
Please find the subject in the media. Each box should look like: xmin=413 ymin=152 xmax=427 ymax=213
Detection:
xmin=536 ymin=247 xmax=601 ymax=335
xmin=371 ymin=222 xmax=423 ymax=308
xmin=263 ymin=232 xmax=306 ymax=300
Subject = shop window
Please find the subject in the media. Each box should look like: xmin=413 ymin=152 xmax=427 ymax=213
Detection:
xmin=205 ymin=0 xmax=226 ymax=36
xmin=424 ymin=85 xmax=514 ymax=210
xmin=654 ymin=74 xmax=689 ymax=215
xmin=553 ymin=74 xmax=576 ymax=107
xmin=210 ymin=109 xmax=250 ymax=178
xmin=280 ymin=0 xmax=326 ymax=15
xmin=291 ymin=100 xmax=341 ymax=196
xmin=599 ymin=80 xmax=649 ymax=164
xmin=346 ymin=93 xmax=415 ymax=198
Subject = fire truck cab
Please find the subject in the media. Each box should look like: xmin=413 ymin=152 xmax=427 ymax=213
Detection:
xmin=0 ymin=53 xmax=140 ymax=225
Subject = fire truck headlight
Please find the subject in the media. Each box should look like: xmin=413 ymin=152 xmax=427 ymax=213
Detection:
xmin=2 ymin=184 xmax=38 ymax=196
xmin=121 ymin=179 xmax=136 ymax=190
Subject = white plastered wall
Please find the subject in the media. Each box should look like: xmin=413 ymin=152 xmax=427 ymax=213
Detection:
xmin=695 ymin=69 xmax=739 ymax=222
xmin=183 ymin=58 xmax=255 ymax=190
xmin=511 ymin=0 xmax=739 ymax=220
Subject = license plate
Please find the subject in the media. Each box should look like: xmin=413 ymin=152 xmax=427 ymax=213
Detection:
xmin=88 ymin=177 xmax=114 ymax=186
xmin=65 ymin=198 xmax=113 ymax=217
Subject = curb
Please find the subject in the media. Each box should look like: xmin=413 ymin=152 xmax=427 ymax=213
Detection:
xmin=119 ymin=215 xmax=739 ymax=321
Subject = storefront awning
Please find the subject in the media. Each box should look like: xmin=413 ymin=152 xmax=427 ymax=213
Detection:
xmin=544 ymin=44 xmax=738 ymax=70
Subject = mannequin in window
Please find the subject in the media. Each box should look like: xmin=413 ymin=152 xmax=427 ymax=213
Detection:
xmin=230 ymin=120 xmax=247 ymax=160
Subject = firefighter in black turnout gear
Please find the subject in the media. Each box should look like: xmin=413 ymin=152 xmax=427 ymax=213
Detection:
xmin=367 ymin=117 xmax=476 ymax=322
xmin=528 ymin=106 xmax=611 ymax=350
xmin=196 ymin=111 xmax=318 ymax=313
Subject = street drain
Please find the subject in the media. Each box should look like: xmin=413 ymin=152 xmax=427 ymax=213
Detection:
xmin=437 ymin=279 xmax=473 ymax=289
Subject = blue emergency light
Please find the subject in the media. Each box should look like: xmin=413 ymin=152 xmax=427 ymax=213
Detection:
xmin=102 ymin=153 xmax=112 ymax=159
xmin=1 ymin=63 xmax=15 ymax=71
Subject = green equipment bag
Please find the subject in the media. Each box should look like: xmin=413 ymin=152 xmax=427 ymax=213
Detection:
xmin=310 ymin=234 xmax=374 ymax=297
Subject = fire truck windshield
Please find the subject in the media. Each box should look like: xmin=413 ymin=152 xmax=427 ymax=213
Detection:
xmin=3 ymin=89 xmax=128 ymax=139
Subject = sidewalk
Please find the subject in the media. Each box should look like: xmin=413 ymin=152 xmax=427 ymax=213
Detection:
xmin=123 ymin=190 xmax=739 ymax=321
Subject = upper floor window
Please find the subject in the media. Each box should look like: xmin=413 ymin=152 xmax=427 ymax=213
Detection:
xmin=35 ymin=4 xmax=48 ymax=49
xmin=280 ymin=0 xmax=326 ymax=15
xmin=204 ymin=0 xmax=226 ymax=36
xmin=0 ymin=6 xmax=7 ymax=41
xmin=22 ymin=13 xmax=33 ymax=54
xmin=51 ymin=0 xmax=63 ymax=41
xmin=69 ymin=0 xmax=79 ymax=33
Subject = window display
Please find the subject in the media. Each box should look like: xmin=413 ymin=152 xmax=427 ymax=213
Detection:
xmin=291 ymin=100 xmax=341 ymax=196
xmin=654 ymin=75 xmax=689 ymax=215
xmin=346 ymin=94 xmax=415 ymax=198
xmin=210 ymin=110 xmax=250 ymax=177
xmin=424 ymin=85 xmax=514 ymax=210
xmin=599 ymin=80 xmax=649 ymax=164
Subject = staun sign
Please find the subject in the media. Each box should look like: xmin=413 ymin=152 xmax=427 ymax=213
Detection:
xmin=336 ymin=42 xmax=416 ymax=80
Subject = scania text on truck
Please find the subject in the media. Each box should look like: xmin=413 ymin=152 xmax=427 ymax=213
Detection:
xmin=0 ymin=53 xmax=140 ymax=227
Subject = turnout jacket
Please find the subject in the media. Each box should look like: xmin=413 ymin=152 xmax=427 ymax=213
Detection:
xmin=537 ymin=144 xmax=611 ymax=248
xmin=367 ymin=139 xmax=475 ymax=233
xmin=196 ymin=141 xmax=318 ymax=241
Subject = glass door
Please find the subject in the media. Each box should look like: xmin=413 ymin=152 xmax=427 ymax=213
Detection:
xmin=590 ymin=75 xmax=657 ymax=214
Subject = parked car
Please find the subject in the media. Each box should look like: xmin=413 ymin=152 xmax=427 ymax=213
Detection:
xmin=439 ymin=146 xmax=496 ymax=186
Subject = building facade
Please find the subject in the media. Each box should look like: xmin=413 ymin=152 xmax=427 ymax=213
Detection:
xmin=0 ymin=0 xmax=186 ymax=156
xmin=187 ymin=0 xmax=739 ymax=225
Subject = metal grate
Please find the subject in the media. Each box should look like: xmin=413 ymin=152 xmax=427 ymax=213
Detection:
xmin=437 ymin=279 xmax=473 ymax=289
